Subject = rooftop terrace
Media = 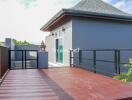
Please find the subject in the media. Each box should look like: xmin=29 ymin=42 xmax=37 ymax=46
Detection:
xmin=0 ymin=68 xmax=132 ymax=100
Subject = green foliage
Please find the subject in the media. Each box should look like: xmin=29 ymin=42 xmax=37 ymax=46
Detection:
xmin=124 ymin=58 xmax=132 ymax=68
xmin=0 ymin=42 xmax=4 ymax=45
xmin=114 ymin=58 xmax=132 ymax=82
xmin=13 ymin=39 xmax=31 ymax=45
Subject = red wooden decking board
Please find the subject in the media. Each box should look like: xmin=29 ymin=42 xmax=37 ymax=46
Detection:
xmin=0 ymin=69 xmax=73 ymax=100
xmin=42 ymin=68 xmax=132 ymax=100
xmin=0 ymin=68 xmax=132 ymax=100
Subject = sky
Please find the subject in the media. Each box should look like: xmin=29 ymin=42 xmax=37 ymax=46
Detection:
xmin=0 ymin=0 xmax=132 ymax=44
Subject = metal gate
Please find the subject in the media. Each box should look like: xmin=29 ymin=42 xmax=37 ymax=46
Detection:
xmin=9 ymin=50 xmax=38 ymax=70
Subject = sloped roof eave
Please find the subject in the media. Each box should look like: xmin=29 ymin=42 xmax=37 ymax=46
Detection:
xmin=41 ymin=9 xmax=132 ymax=32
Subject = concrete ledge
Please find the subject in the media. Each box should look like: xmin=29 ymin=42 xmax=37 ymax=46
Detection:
xmin=48 ymin=62 xmax=70 ymax=68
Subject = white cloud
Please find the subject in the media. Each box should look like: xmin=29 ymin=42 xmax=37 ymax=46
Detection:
xmin=102 ymin=0 xmax=132 ymax=14
xmin=1 ymin=0 xmax=131 ymax=44
xmin=0 ymin=0 xmax=79 ymax=44
xmin=114 ymin=0 xmax=132 ymax=14
xmin=102 ymin=0 xmax=109 ymax=3
xmin=102 ymin=0 xmax=112 ymax=3
xmin=114 ymin=1 xmax=125 ymax=10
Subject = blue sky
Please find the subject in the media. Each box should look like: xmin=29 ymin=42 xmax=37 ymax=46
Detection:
xmin=0 ymin=0 xmax=132 ymax=44
xmin=103 ymin=0 xmax=132 ymax=13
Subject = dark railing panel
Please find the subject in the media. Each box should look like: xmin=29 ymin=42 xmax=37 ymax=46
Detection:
xmin=70 ymin=49 xmax=132 ymax=76
xmin=93 ymin=50 xmax=96 ymax=73
xmin=0 ymin=46 xmax=9 ymax=79
xmin=9 ymin=50 xmax=38 ymax=70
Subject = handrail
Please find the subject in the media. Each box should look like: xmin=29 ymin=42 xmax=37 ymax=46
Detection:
xmin=71 ymin=48 xmax=132 ymax=51
xmin=70 ymin=49 xmax=132 ymax=76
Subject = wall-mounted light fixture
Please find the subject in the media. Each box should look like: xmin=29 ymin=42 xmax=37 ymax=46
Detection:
xmin=51 ymin=33 xmax=54 ymax=36
xmin=62 ymin=27 xmax=65 ymax=32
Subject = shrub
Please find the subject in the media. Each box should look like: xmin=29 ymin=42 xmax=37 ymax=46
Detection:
xmin=113 ymin=58 xmax=132 ymax=82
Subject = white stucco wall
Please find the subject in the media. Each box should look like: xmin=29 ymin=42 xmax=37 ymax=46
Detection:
xmin=45 ymin=19 xmax=72 ymax=66
xmin=45 ymin=35 xmax=55 ymax=63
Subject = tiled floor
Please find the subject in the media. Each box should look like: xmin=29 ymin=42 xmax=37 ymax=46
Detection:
xmin=0 ymin=68 xmax=132 ymax=100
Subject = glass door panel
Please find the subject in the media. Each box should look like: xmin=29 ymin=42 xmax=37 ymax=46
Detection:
xmin=58 ymin=39 xmax=63 ymax=63
xmin=56 ymin=38 xmax=63 ymax=64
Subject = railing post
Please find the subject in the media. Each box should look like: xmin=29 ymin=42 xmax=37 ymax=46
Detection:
xmin=8 ymin=50 xmax=11 ymax=70
xmin=70 ymin=50 xmax=72 ymax=67
xmin=93 ymin=50 xmax=96 ymax=73
xmin=37 ymin=51 xmax=39 ymax=69
xmin=25 ymin=50 xmax=26 ymax=69
xmin=79 ymin=50 xmax=82 ymax=65
xmin=117 ymin=50 xmax=121 ymax=74
xmin=114 ymin=50 xmax=118 ymax=74
xmin=22 ymin=50 xmax=24 ymax=69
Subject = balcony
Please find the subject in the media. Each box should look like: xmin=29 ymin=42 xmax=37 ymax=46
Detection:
xmin=0 ymin=46 xmax=132 ymax=100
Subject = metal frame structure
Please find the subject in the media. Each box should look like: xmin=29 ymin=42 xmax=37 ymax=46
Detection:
xmin=9 ymin=50 xmax=38 ymax=70
xmin=70 ymin=49 xmax=132 ymax=75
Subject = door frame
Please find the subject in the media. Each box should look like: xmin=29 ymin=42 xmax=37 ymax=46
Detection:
xmin=54 ymin=30 xmax=64 ymax=64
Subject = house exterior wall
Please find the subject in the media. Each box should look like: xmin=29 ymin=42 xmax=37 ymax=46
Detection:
xmin=72 ymin=17 xmax=132 ymax=76
xmin=45 ymin=20 xmax=72 ymax=66
xmin=45 ymin=34 xmax=55 ymax=63
xmin=63 ymin=20 xmax=72 ymax=66
xmin=72 ymin=17 xmax=132 ymax=49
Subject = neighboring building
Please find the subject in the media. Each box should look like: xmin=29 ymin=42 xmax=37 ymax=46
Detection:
xmin=41 ymin=0 xmax=132 ymax=67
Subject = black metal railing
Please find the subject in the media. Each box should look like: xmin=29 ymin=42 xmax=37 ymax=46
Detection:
xmin=9 ymin=50 xmax=38 ymax=70
xmin=70 ymin=49 xmax=132 ymax=76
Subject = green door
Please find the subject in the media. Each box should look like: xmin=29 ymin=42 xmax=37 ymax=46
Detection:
xmin=56 ymin=38 xmax=63 ymax=63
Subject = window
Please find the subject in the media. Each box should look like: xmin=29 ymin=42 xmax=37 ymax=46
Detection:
xmin=55 ymin=30 xmax=63 ymax=38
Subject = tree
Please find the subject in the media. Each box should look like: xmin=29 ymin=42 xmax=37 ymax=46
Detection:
xmin=13 ymin=39 xmax=31 ymax=45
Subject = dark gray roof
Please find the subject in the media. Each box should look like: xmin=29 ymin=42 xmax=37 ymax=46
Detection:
xmin=41 ymin=0 xmax=132 ymax=31
xmin=72 ymin=0 xmax=131 ymax=17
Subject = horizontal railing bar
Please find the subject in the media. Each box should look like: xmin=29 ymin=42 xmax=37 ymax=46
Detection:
xmin=82 ymin=49 xmax=116 ymax=51
xmin=119 ymin=62 xmax=128 ymax=65
xmin=10 ymin=58 xmax=37 ymax=60
xmin=72 ymin=57 xmax=129 ymax=63
xmin=72 ymin=57 xmax=115 ymax=63
xmin=72 ymin=49 xmax=132 ymax=51
xmin=72 ymin=64 xmax=116 ymax=76
xmin=9 ymin=50 xmax=38 ymax=51
xmin=73 ymin=58 xmax=128 ymax=65
xmin=25 ymin=59 xmax=38 ymax=60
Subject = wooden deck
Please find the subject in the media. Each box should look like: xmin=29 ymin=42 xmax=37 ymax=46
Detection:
xmin=0 ymin=68 xmax=132 ymax=100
